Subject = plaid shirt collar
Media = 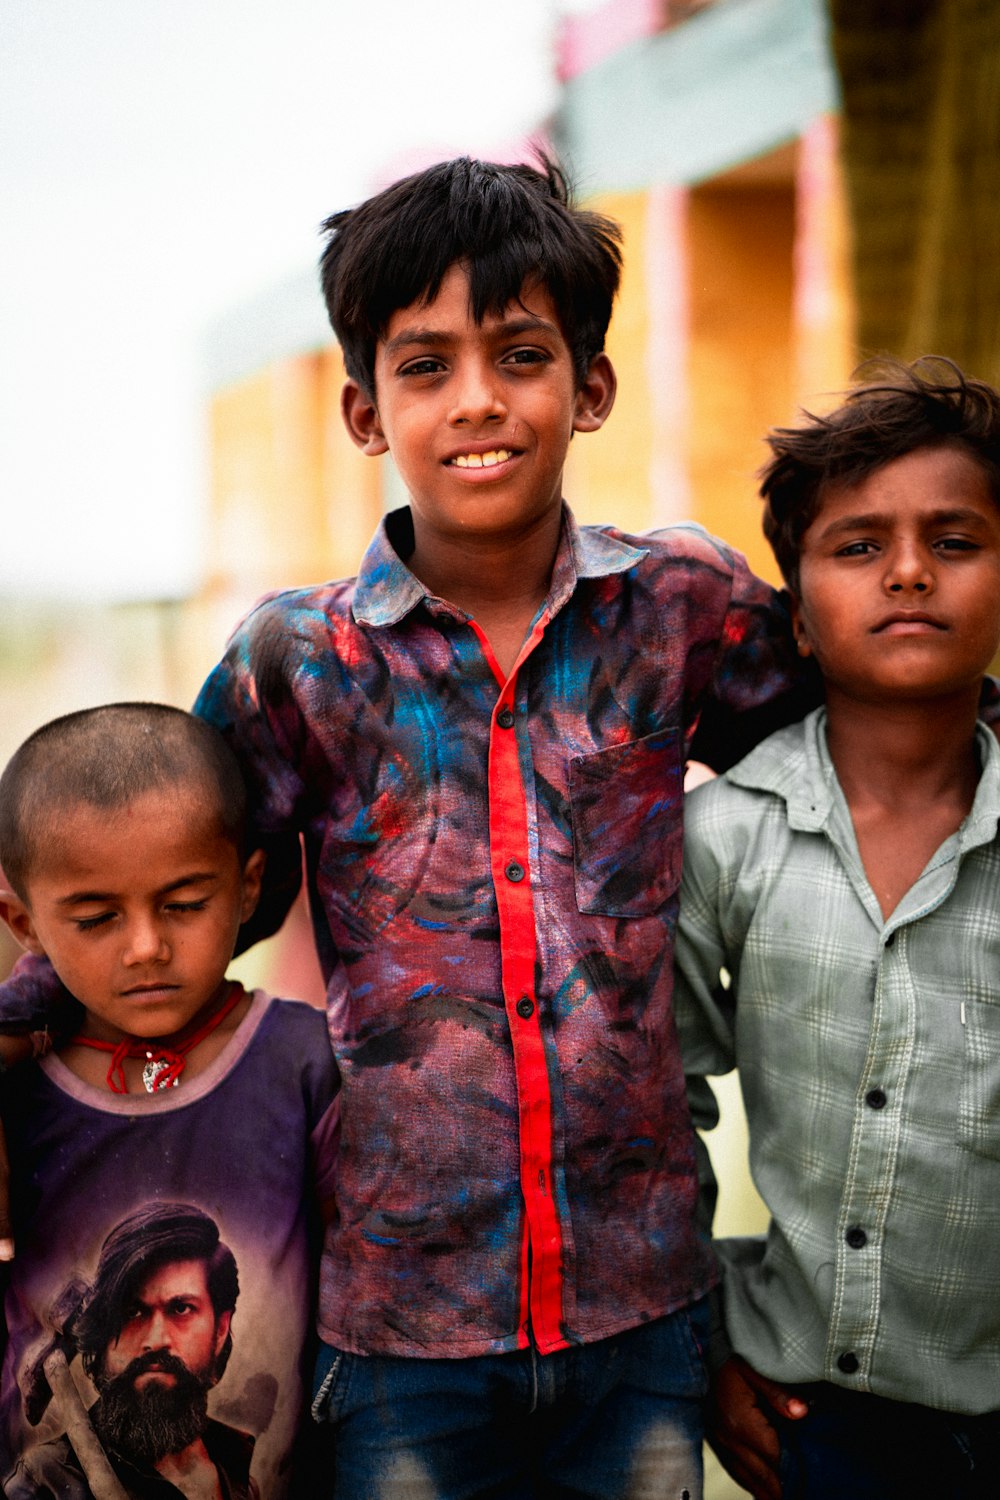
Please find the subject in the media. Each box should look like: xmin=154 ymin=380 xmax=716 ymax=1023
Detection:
xmin=728 ymin=706 xmax=1000 ymax=854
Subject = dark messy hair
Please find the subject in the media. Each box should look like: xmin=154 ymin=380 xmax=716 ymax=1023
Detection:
xmin=0 ymin=703 xmax=248 ymax=900
xmin=76 ymin=1202 xmax=239 ymax=1385
xmin=319 ymin=153 xmax=623 ymax=398
xmin=760 ymin=357 xmax=1000 ymax=591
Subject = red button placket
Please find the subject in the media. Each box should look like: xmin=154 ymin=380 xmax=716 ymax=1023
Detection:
xmin=470 ymin=614 xmax=565 ymax=1354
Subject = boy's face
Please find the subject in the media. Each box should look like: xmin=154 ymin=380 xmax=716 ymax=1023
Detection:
xmin=0 ymin=787 xmax=263 ymax=1042
xmin=792 ymin=444 xmax=1000 ymax=706
xmin=341 ymin=263 xmax=615 ymax=567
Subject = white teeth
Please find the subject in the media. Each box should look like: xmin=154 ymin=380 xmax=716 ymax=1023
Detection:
xmin=452 ymin=449 xmax=512 ymax=468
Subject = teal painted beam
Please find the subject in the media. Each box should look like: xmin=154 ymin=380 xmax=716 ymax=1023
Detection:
xmin=553 ymin=0 xmax=839 ymax=193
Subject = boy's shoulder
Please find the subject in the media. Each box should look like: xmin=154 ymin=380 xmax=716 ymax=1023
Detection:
xmin=231 ymin=574 xmax=358 ymax=638
xmin=578 ymin=516 xmax=740 ymax=575
xmin=249 ymin=990 xmax=334 ymax=1065
xmin=258 ymin=988 xmax=331 ymax=1030
xmin=684 ymin=712 xmax=821 ymax=856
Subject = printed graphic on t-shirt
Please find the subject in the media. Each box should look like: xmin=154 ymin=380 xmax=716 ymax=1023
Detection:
xmin=0 ymin=993 xmax=339 ymax=1500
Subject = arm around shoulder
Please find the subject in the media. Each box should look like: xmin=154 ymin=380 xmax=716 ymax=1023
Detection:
xmin=689 ymin=546 xmax=822 ymax=772
xmin=195 ymin=602 xmax=319 ymax=953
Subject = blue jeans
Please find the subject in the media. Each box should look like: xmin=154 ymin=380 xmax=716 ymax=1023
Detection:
xmin=775 ymin=1384 xmax=1000 ymax=1499
xmin=311 ymin=1302 xmax=709 ymax=1499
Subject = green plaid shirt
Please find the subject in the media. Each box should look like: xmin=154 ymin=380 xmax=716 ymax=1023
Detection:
xmin=675 ymin=709 xmax=1000 ymax=1415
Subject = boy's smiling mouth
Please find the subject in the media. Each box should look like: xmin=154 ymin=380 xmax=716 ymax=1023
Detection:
xmin=446 ymin=448 xmax=517 ymax=469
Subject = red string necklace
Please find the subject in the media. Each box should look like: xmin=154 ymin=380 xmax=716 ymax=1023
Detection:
xmin=70 ymin=983 xmax=244 ymax=1095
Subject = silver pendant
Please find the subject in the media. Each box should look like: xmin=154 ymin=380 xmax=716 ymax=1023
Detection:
xmin=142 ymin=1055 xmax=178 ymax=1093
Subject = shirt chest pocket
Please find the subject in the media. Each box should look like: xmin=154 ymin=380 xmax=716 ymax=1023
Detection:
xmin=957 ymin=999 xmax=1000 ymax=1160
xmin=568 ymin=728 xmax=684 ymax=918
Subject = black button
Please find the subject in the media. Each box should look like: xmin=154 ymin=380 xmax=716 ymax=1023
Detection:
xmin=846 ymin=1226 xmax=867 ymax=1250
xmin=866 ymin=1088 xmax=887 ymax=1110
xmin=885 ymin=933 xmax=896 ymax=948
xmin=497 ymin=707 xmax=515 ymax=729
xmin=516 ymin=997 xmax=534 ymax=1019
xmin=505 ymin=861 xmax=525 ymax=883
xmin=837 ymin=1352 xmax=859 ymax=1375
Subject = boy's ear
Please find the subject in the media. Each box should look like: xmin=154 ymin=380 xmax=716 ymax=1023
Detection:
xmin=0 ymin=893 xmax=45 ymax=957
xmin=239 ymin=848 xmax=266 ymax=926
xmin=341 ymin=380 xmax=389 ymax=456
xmin=789 ymin=594 xmax=813 ymax=658
xmin=572 ymin=353 xmax=617 ymax=434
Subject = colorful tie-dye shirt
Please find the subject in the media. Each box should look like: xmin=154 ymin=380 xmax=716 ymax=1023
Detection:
xmin=190 ymin=505 xmax=811 ymax=1360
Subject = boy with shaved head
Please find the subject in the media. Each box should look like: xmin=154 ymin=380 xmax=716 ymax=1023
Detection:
xmin=0 ymin=704 xmax=339 ymax=1498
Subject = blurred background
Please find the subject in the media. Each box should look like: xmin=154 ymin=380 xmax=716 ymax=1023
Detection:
xmin=3 ymin=3 xmax=998 ymax=1492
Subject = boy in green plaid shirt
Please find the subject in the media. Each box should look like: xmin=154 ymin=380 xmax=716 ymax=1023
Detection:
xmin=675 ymin=359 xmax=1000 ymax=1500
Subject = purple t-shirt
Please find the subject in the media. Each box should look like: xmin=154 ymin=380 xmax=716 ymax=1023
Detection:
xmin=0 ymin=990 xmax=339 ymax=1499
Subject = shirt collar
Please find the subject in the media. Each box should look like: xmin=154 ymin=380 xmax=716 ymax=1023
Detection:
xmin=352 ymin=505 xmax=648 ymax=628
xmin=728 ymin=706 xmax=1000 ymax=852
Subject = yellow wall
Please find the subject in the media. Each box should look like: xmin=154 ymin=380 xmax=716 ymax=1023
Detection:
xmin=207 ymin=345 xmax=383 ymax=610
xmin=563 ymin=125 xmax=854 ymax=583
xmin=563 ymin=189 xmax=660 ymax=534
xmin=686 ymin=179 xmax=796 ymax=585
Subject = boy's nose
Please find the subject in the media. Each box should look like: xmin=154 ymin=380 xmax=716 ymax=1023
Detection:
xmin=885 ymin=544 xmax=933 ymax=593
xmin=123 ymin=917 xmax=170 ymax=966
xmin=448 ymin=365 xmax=506 ymax=427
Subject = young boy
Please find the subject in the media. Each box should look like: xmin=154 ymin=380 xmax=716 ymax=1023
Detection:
xmin=0 ymin=703 xmax=339 ymax=1499
xmin=0 ymin=155 xmax=890 ymax=1498
xmin=674 ymin=359 xmax=1000 ymax=1500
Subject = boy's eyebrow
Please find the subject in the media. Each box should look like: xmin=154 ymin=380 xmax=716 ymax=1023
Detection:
xmin=55 ymin=872 xmax=222 ymax=907
xmin=816 ymin=505 xmax=995 ymax=539
xmin=382 ymin=313 xmax=560 ymax=358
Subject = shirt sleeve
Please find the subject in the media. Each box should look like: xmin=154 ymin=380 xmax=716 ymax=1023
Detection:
xmin=194 ymin=598 xmax=315 ymax=957
xmin=310 ymin=1096 xmax=341 ymax=1207
xmin=673 ymin=788 xmax=742 ymax=1365
xmin=0 ymin=952 xmax=80 ymax=1032
xmin=688 ymin=546 xmax=822 ymax=773
xmin=297 ymin=1007 xmax=341 ymax=1206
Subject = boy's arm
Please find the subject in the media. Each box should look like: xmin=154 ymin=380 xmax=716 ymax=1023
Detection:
xmin=673 ymin=810 xmax=806 ymax=1500
xmin=688 ymin=546 xmax=821 ymax=773
xmin=194 ymin=604 xmax=316 ymax=955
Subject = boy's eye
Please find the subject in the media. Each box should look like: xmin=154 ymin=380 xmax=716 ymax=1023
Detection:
xmin=75 ymin=912 xmax=115 ymax=932
xmin=936 ymin=535 xmax=979 ymax=552
xmin=836 ymin=540 xmax=877 ymax=557
xmin=503 ymin=347 xmax=549 ymax=367
xmin=399 ymin=357 xmax=445 ymax=377
xmin=165 ymin=899 xmax=208 ymax=915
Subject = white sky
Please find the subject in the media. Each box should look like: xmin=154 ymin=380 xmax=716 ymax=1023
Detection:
xmin=1 ymin=0 xmax=602 ymax=601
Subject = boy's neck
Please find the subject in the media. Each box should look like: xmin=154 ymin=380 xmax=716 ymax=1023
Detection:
xmin=407 ymin=507 xmax=562 ymax=680
xmin=824 ymin=688 xmax=983 ymax=921
xmin=60 ymin=982 xmax=251 ymax=1094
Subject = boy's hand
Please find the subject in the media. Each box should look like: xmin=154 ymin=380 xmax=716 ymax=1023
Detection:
xmin=707 ymin=1355 xmax=808 ymax=1500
